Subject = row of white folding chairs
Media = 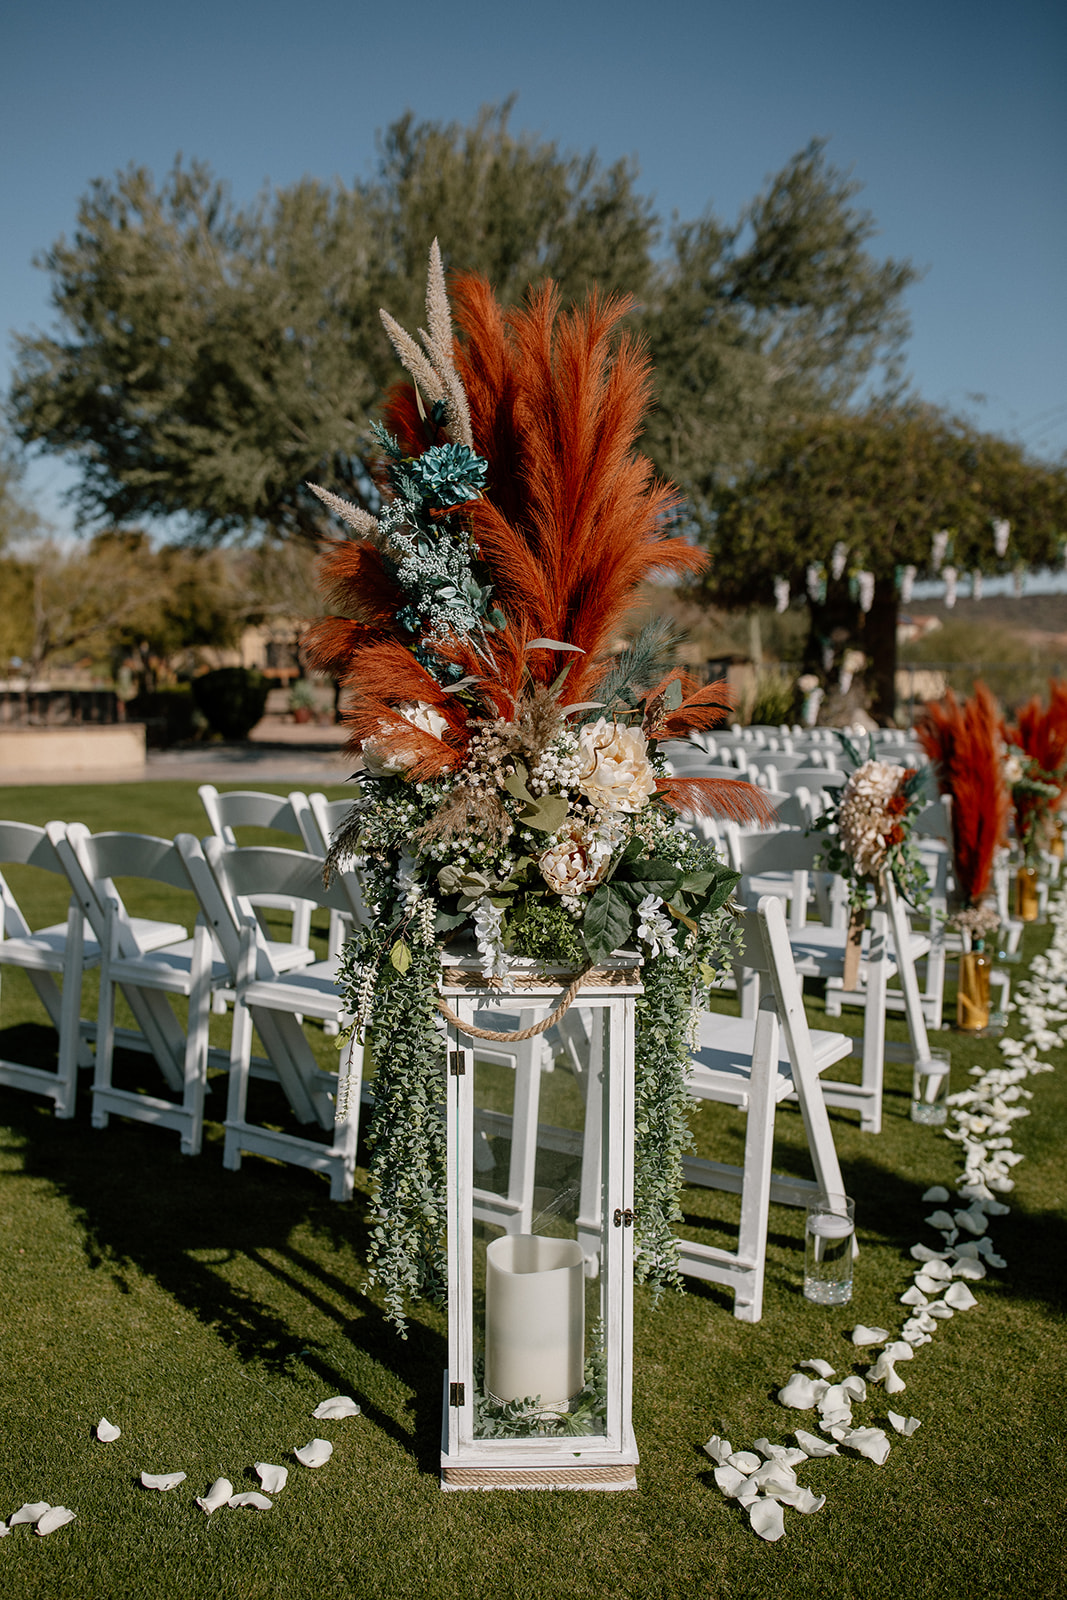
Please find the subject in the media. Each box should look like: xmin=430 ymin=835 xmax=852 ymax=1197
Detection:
xmin=0 ymin=818 xmax=367 ymax=1199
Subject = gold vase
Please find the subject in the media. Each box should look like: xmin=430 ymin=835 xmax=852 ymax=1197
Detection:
xmin=1015 ymin=865 xmax=1039 ymax=922
xmin=956 ymin=947 xmax=991 ymax=1032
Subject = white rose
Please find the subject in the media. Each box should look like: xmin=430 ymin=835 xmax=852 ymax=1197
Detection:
xmin=577 ymin=718 xmax=657 ymax=814
xmin=539 ymin=823 xmax=614 ymax=896
xmin=361 ymin=701 xmax=449 ymax=776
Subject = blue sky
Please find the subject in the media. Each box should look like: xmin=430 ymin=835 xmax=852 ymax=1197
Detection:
xmin=3 ymin=0 xmax=1065 ymax=536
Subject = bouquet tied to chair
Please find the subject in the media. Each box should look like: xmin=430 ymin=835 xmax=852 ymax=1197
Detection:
xmin=306 ymin=243 xmax=770 ymax=1330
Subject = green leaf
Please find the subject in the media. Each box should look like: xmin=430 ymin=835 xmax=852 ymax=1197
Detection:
xmin=503 ymin=762 xmax=534 ymax=803
xmin=582 ymin=883 xmax=635 ymax=965
xmin=664 ymin=677 xmax=684 ymax=710
xmin=389 ymin=939 xmax=412 ymax=974
xmin=520 ymin=795 xmax=569 ymax=833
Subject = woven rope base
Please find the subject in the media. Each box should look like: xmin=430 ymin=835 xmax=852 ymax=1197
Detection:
xmin=442 ymin=1462 xmax=637 ymax=1490
xmin=441 ymin=965 xmax=637 ymax=992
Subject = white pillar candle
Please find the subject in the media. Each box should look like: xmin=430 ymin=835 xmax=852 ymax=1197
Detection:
xmin=485 ymin=1234 xmax=585 ymax=1407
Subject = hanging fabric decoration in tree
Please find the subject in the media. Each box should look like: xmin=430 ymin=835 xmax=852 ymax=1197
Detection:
xmin=308 ymin=242 xmax=770 ymax=1332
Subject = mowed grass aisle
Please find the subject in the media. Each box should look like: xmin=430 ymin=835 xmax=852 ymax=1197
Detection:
xmin=0 ymin=781 xmax=1065 ymax=1600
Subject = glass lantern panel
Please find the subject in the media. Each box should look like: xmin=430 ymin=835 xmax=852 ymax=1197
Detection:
xmin=469 ymin=999 xmax=608 ymax=1443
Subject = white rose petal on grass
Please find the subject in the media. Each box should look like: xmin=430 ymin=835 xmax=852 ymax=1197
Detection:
xmin=727 ymin=1450 xmax=761 ymax=1474
xmin=312 ymin=1396 xmax=361 ymax=1421
xmin=798 ymin=1359 xmax=836 ymax=1378
xmin=752 ymin=1461 xmax=798 ymax=1496
xmin=748 ymin=1499 xmax=786 ymax=1542
xmin=95 ymin=1417 xmax=121 ymax=1442
xmin=887 ymin=1412 xmax=922 ymax=1437
xmin=702 ymin=1435 xmax=733 ymax=1465
xmin=0 ymin=1520 xmax=9 ymax=1538
xmin=918 ymin=1256 xmax=953 ymax=1281
xmin=910 ymin=1244 xmax=950 ymax=1262
xmin=927 ymin=1301 xmax=954 ymax=1320
xmin=753 ymin=1439 xmax=808 ymax=1467
xmin=954 ymin=1209 xmax=988 ymax=1236
xmin=952 ymin=1257 xmax=987 ymax=1281
xmin=777 ymin=1373 xmax=828 ymax=1408
xmin=228 ymin=1492 xmax=273 ymax=1511
xmin=254 ymin=1463 xmax=288 ymax=1494
xmin=195 ymin=1479 xmax=233 ymax=1515
xmin=841 ymin=1427 xmax=892 ymax=1465
xmin=140 ymin=1472 xmax=186 ymax=1491
xmin=925 ymin=1210 xmax=956 ymax=1231
xmin=777 ymin=1485 xmax=826 ymax=1514
xmin=921 ymin=1185 xmax=951 ymax=1203
xmin=10 ymin=1502 xmax=51 ymax=1525
xmin=914 ymin=1271 xmax=947 ymax=1295
xmin=900 ymin=1286 xmax=930 ymax=1307
xmin=35 ymin=1507 xmax=76 ymax=1537
xmin=713 ymin=1465 xmax=748 ymax=1498
xmin=293 ymin=1439 xmax=333 ymax=1469
xmin=944 ymin=1282 xmax=979 ymax=1310
xmin=850 ymin=1326 xmax=889 ymax=1347
xmin=795 ymin=1429 xmax=839 ymax=1457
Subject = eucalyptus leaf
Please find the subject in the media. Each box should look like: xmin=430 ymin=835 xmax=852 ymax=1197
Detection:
xmin=664 ymin=677 xmax=684 ymax=710
xmin=503 ymin=767 xmax=535 ymax=803
xmin=389 ymin=939 xmax=412 ymax=974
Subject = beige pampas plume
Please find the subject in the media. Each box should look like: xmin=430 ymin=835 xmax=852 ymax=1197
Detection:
xmin=379 ymin=239 xmax=473 ymax=448
xmin=307 ymin=482 xmax=381 ymax=542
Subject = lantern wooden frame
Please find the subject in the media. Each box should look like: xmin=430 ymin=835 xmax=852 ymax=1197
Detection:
xmin=439 ymin=953 xmax=642 ymax=1492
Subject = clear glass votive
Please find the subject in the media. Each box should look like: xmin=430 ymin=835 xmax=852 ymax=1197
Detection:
xmin=804 ymin=1192 xmax=855 ymax=1305
xmin=911 ymin=1047 xmax=951 ymax=1124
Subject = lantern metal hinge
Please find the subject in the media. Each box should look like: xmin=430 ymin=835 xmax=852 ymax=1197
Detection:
xmin=450 ymin=1382 xmax=465 ymax=1407
xmin=613 ymin=1208 xmax=636 ymax=1228
xmin=449 ymin=1050 xmax=465 ymax=1076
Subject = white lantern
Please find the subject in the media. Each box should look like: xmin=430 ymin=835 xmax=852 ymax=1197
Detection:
xmin=439 ymin=951 xmax=641 ymax=1491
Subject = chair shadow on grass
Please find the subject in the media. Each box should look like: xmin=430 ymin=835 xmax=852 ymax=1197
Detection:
xmin=0 ymin=1041 xmax=448 ymax=1476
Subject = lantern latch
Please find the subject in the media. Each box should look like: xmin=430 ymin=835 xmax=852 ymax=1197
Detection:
xmin=449 ymin=1382 xmax=466 ymax=1407
xmin=449 ymin=1050 xmax=465 ymax=1076
xmin=613 ymin=1208 xmax=636 ymax=1228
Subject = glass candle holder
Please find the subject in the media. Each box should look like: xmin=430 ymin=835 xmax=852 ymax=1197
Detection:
xmin=1015 ymin=865 xmax=1039 ymax=922
xmin=956 ymin=945 xmax=991 ymax=1032
xmin=911 ymin=1047 xmax=951 ymax=1124
xmin=803 ymin=1192 xmax=855 ymax=1305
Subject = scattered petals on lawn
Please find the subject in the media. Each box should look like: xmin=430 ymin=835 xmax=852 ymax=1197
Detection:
xmin=293 ymin=1439 xmax=333 ymax=1469
xmin=35 ymin=1507 xmax=76 ymax=1536
xmin=140 ymin=1472 xmax=186 ymax=1491
xmin=798 ymin=1359 xmax=836 ymax=1378
xmin=726 ymin=1450 xmax=761 ymax=1474
xmin=95 ymin=1418 xmax=120 ymax=1442
xmin=944 ymin=1282 xmax=979 ymax=1310
xmin=777 ymin=1373 xmax=828 ymax=1408
xmin=748 ymin=1499 xmax=786 ymax=1542
xmin=195 ymin=1479 xmax=233 ymax=1514
xmin=703 ymin=1435 xmax=733 ymax=1465
xmin=849 ymin=1326 xmax=889 ymax=1346
xmin=312 ymin=1396 xmax=361 ymax=1420
xmin=255 ymin=1463 xmax=288 ymax=1494
xmin=921 ymin=1185 xmax=951 ymax=1202
xmin=887 ymin=1412 xmax=922 ymax=1436
xmin=794 ymin=1429 xmax=839 ymax=1457
xmin=228 ymin=1492 xmax=273 ymax=1511
xmin=10 ymin=1503 xmax=51 ymax=1525
xmin=839 ymin=1427 xmax=891 ymax=1465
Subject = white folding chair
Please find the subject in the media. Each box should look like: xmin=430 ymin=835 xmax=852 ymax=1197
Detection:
xmin=677 ymin=895 xmax=853 ymax=1321
xmin=298 ymin=792 xmax=364 ymax=959
xmin=0 ymin=820 xmax=99 ymax=1117
xmin=198 ymin=785 xmax=318 ymax=966
xmin=726 ymin=824 xmax=934 ymax=1134
xmin=49 ymin=825 xmax=227 ymax=1155
xmin=194 ymin=838 xmax=368 ymax=1201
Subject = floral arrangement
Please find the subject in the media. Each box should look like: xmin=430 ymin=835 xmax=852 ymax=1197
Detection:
xmin=815 ymin=735 xmax=929 ymax=909
xmin=917 ymin=683 xmax=1008 ymax=933
xmin=1002 ymin=683 xmax=1067 ymax=863
xmin=309 ymin=244 xmax=768 ymax=1331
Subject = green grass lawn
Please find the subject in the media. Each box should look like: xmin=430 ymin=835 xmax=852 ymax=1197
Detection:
xmin=1 ymin=781 xmax=1065 ymax=1599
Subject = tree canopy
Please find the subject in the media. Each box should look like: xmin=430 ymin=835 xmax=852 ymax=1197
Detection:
xmin=701 ymin=404 xmax=1067 ymax=720
xmin=8 ymin=110 xmax=915 ymax=548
